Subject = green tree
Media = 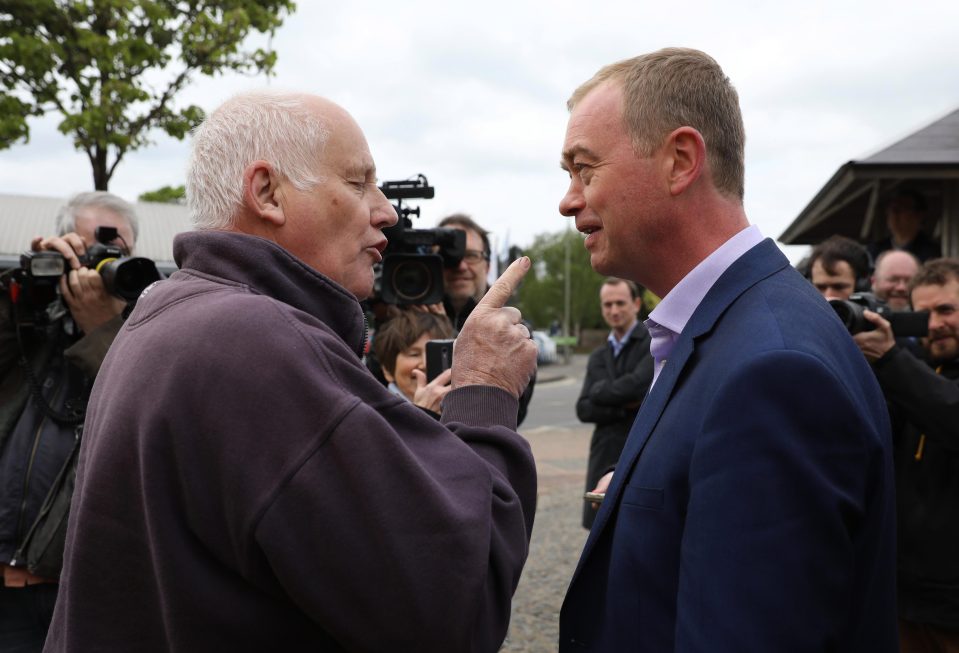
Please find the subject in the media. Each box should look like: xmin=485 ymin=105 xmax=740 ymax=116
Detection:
xmin=139 ymin=183 xmax=185 ymax=203
xmin=515 ymin=228 xmax=606 ymax=335
xmin=0 ymin=0 xmax=295 ymax=190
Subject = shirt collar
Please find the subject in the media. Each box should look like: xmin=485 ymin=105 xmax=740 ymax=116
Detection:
xmin=607 ymin=319 xmax=639 ymax=347
xmin=648 ymin=224 xmax=764 ymax=336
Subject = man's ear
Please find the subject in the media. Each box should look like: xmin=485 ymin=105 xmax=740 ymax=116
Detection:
xmin=242 ymin=161 xmax=286 ymax=227
xmin=662 ymin=127 xmax=706 ymax=197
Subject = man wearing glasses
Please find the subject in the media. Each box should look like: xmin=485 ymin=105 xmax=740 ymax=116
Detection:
xmin=439 ymin=213 xmax=536 ymax=425
xmin=439 ymin=213 xmax=493 ymax=330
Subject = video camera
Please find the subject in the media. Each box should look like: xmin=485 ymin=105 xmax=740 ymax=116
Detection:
xmin=10 ymin=226 xmax=162 ymax=327
xmin=376 ymin=174 xmax=466 ymax=305
xmin=829 ymin=292 xmax=929 ymax=337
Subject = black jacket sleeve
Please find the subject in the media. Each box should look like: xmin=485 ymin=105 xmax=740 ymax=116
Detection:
xmin=873 ymin=346 xmax=959 ymax=452
xmin=587 ymin=333 xmax=654 ymax=408
xmin=576 ymin=347 xmax=627 ymax=425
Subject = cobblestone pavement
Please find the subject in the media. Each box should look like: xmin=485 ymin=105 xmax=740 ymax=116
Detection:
xmin=500 ymin=420 xmax=592 ymax=652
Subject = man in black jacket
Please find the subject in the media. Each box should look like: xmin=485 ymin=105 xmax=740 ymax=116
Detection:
xmin=576 ymin=277 xmax=653 ymax=528
xmin=0 ymin=192 xmax=137 ymax=653
xmin=853 ymin=257 xmax=959 ymax=651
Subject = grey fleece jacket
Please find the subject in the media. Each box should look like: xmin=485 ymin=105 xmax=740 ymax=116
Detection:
xmin=46 ymin=230 xmax=537 ymax=653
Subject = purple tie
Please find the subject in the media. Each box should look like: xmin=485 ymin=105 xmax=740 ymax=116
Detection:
xmin=646 ymin=320 xmax=676 ymax=386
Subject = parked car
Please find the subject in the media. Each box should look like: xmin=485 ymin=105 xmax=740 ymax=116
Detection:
xmin=531 ymin=330 xmax=558 ymax=364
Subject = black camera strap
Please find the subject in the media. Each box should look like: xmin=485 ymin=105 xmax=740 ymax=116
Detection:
xmin=11 ymin=299 xmax=87 ymax=427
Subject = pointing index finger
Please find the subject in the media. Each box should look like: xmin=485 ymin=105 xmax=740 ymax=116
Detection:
xmin=474 ymin=257 xmax=531 ymax=312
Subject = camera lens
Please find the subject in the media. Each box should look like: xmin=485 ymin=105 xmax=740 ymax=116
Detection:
xmin=391 ymin=259 xmax=433 ymax=302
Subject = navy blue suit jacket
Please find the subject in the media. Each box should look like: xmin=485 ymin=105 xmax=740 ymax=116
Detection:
xmin=560 ymin=239 xmax=897 ymax=652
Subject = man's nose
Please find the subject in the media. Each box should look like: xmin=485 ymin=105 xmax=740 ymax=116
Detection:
xmin=373 ymin=189 xmax=398 ymax=228
xmin=559 ymin=179 xmax=584 ymax=217
xmin=928 ymin=313 xmax=944 ymax=333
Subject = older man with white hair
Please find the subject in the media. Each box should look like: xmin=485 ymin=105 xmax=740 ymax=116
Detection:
xmin=46 ymin=91 xmax=538 ymax=653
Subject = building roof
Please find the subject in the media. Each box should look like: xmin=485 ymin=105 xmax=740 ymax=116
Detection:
xmin=0 ymin=193 xmax=193 ymax=271
xmin=779 ymin=107 xmax=959 ymax=246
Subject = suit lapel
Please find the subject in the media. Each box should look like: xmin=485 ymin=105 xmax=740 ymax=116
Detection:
xmin=579 ymin=332 xmax=695 ymax=548
xmin=571 ymin=239 xmax=790 ymax=571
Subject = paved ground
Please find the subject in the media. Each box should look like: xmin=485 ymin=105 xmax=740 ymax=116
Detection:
xmin=500 ymin=356 xmax=593 ymax=652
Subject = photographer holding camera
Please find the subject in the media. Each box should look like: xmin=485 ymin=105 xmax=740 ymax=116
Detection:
xmin=0 ymin=191 xmax=138 ymax=651
xmin=852 ymin=258 xmax=959 ymax=651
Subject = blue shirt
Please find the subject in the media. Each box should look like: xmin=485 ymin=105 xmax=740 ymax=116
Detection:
xmin=607 ymin=320 xmax=640 ymax=358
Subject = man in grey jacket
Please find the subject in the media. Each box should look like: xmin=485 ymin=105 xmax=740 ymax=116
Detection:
xmin=46 ymin=90 xmax=538 ymax=652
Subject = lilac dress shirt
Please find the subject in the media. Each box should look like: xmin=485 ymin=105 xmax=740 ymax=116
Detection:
xmin=645 ymin=225 xmax=764 ymax=386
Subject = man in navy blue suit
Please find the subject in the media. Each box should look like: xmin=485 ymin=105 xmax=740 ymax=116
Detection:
xmin=557 ymin=48 xmax=897 ymax=652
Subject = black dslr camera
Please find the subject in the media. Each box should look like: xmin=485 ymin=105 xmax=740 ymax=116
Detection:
xmin=376 ymin=174 xmax=466 ymax=305
xmin=829 ymin=292 xmax=929 ymax=337
xmin=11 ymin=226 xmax=161 ymax=326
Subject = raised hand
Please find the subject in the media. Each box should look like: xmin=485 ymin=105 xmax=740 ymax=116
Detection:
xmin=452 ymin=257 xmax=538 ymax=397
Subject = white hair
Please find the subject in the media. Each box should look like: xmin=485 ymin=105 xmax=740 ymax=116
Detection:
xmin=56 ymin=191 xmax=139 ymax=243
xmin=186 ymin=89 xmax=330 ymax=230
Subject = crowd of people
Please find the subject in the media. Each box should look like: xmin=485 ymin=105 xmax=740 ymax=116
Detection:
xmin=0 ymin=45 xmax=955 ymax=653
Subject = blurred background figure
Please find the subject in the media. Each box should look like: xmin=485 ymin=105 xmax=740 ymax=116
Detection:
xmin=439 ymin=213 xmax=491 ymax=331
xmin=373 ymin=310 xmax=454 ymax=416
xmin=872 ymin=250 xmax=921 ymax=311
xmin=438 ymin=213 xmax=536 ymax=425
xmin=807 ymin=234 xmax=872 ymax=301
xmin=576 ymin=278 xmax=653 ymax=529
xmin=869 ymin=189 xmax=941 ymax=264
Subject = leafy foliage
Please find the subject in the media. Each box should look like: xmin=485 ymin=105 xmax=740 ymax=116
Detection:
xmin=515 ymin=228 xmax=606 ymax=333
xmin=0 ymin=0 xmax=295 ymax=189
xmin=138 ymin=183 xmax=184 ymax=203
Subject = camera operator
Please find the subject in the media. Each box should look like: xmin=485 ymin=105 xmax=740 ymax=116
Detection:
xmin=868 ymin=189 xmax=941 ymax=264
xmin=0 ymin=191 xmax=137 ymax=651
xmin=438 ymin=213 xmax=536 ymax=425
xmin=438 ymin=213 xmax=491 ymax=330
xmin=852 ymin=258 xmax=959 ymax=651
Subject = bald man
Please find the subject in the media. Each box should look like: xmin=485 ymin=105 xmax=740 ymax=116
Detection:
xmin=872 ymin=249 xmax=921 ymax=312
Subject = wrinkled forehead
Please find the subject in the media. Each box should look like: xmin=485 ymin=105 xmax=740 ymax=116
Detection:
xmin=303 ymin=95 xmax=375 ymax=175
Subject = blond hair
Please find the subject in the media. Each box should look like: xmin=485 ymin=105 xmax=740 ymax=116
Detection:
xmin=569 ymin=47 xmax=745 ymax=200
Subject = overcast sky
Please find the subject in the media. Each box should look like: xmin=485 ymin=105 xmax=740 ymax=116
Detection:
xmin=2 ymin=0 xmax=958 ymax=263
